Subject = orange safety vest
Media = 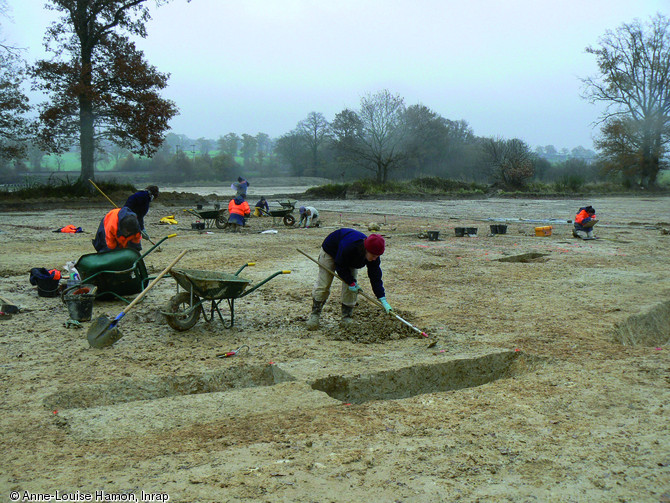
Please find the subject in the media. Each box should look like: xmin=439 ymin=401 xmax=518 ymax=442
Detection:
xmin=575 ymin=209 xmax=595 ymax=225
xmin=228 ymin=199 xmax=251 ymax=217
xmin=59 ymin=225 xmax=80 ymax=233
xmin=104 ymin=208 xmax=141 ymax=250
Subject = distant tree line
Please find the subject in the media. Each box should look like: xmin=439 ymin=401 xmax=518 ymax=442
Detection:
xmin=0 ymin=4 xmax=668 ymax=191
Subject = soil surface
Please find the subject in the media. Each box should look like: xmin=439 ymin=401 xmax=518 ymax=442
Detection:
xmin=1 ymin=195 xmax=669 ymax=502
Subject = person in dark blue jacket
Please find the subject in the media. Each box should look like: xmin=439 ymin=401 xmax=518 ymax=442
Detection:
xmin=306 ymin=228 xmax=392 ymax=330
xmin=124 ymin=185 xmax=159 ymax=236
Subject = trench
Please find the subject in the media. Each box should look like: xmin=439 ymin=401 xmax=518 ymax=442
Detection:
xmin=310 ymin=351 xmax=532 ymax=404
xmin=612 ymin=300 xmax=670 ymax=346
xmin=43 ymin=351 xmax=541 ymax=422
xmin=43 ymin=364 xmax=296 ymax=410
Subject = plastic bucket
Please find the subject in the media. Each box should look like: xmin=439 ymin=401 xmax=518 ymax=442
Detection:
xmin=454 ymin=227 xmax=465 ymax=237
xmin=37 ymin=278 xmax=61 ymax=298
xmin=497 ymin=224 xmax=508 ymax=235
xmin=63 ymin=284 xmax=97 ymax=321
xmin=466 ymin=227 xmax=478 ymax=236
xmin=427 ymin=231 xmax=440 ymax=241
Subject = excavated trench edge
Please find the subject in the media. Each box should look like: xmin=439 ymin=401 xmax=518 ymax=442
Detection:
xmin=310 ymin=351 xmax=532 ymax=404
xmin=44 ymin=351 xmax=537 ymax=411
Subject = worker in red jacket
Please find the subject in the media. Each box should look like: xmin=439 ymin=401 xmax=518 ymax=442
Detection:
xmin=93 ymin=207 xmax=142 ymax=252
xmin=573 ymin=205 xmax=598 ymax=240
xmin=227 ymin=195 xmax=250 ymax=232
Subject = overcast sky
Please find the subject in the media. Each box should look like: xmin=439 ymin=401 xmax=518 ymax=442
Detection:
xmin=2 ymin=0 xmax=667 ymax=150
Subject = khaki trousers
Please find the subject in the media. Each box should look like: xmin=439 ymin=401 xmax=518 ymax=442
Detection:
xmin=312 ymin=248 xmax=358 ymax=307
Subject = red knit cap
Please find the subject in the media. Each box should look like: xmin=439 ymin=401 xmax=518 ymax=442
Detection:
xmin=364 ymin=234 xmax=385 ymax=255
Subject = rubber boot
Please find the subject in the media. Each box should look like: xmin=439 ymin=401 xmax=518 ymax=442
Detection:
xmin=340 ymin=304 xmax=354 ymax=328
xmin=306 ymin=299 xmax=325 ymax=331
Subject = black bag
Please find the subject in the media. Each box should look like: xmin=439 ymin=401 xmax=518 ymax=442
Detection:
xmin=29 ymin=268 xmax=61 ymax=297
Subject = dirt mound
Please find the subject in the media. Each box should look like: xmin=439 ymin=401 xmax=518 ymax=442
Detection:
xmin=326 ymin=303 xmax=419 ymax=344
xmin=612 ymin=300 xmax=670 ymax=346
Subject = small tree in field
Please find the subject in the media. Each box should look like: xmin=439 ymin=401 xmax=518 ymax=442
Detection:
xmin=482 ymin=137 xmax=535 ymax=189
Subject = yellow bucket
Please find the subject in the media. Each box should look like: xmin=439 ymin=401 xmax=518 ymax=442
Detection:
xmin=534 ymin=225 xmax=552 ymax=237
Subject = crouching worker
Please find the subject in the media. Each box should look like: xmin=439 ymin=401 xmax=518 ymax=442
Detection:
xmin=298 ymin=206 xmax=320 ymax=228
xmin=93 ymin=207 xmax=142 ymax=253
xmin=254 ymin=196 xmax=269 ymax=217
xmin=227 ymin=195 xmax=250 ymax=232
xmin=573 ymin=205 xmax=598 ymax=240
xmin=306 ymin=228 xmax=392 ymax=330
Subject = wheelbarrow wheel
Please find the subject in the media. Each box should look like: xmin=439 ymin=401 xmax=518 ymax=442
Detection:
xmin=165 ymin=292 xmax=201 ymax=331
xmin=215 ymin=210 xmax=228 ymax=229
xmin=283 ymin=214 xmax=295 ymax=227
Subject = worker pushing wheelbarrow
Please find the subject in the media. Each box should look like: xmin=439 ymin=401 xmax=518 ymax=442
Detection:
xmin=164 ymin=262 xmax=291 ymax=330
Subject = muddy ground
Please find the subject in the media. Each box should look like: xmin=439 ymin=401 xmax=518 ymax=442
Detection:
xmin=0 ymin=195 xmax=669 ymax=502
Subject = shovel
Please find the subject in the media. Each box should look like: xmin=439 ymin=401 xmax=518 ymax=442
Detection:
xmin=0 ymin=294 xmax=20 ymax=314
xmin=87 ymin=249 xmax=187 ymax=348
xmin=296 ymin=248 xmax=429 ymax=338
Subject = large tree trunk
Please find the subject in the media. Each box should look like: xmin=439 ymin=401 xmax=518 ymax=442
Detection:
xmin=79 ymin=94 xmax=95 ymax=182
xmin=79 ymin=47 xmax=95 ymax=183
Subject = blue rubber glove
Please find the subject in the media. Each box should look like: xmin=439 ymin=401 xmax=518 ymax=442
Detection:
xmin=379 ymin=297 xmax=393 ymax=313
xmin=348 ymin=282 xmax=361 ymax=292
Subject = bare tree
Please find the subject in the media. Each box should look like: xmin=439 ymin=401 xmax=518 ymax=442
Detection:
xmin=332 ymin=90 xmax=406 ymax=183
xmin=583 ymin=13 xmax=670 ymax=187
xmin=297 ymin=111 xmax=331 ymax=175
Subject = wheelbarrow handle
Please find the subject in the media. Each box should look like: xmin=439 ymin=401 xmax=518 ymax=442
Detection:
xmin=138 ymin=233 xmax=176 ymax=260
xmin=238 ymin=270 xmax=291 ymax=298
xmin=234 ymin=262 xmax=255 ymax=276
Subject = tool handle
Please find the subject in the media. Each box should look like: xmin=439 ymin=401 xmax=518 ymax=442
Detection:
xmin=88 ymin=179 xmax=118 ymax=208
xmin=296 ymin=248 xmax=429 ymax=338
xmin=121 ymin=250 xmax=188 ymax=315
xmin=296 ymin=248 xmax=383 ymax=308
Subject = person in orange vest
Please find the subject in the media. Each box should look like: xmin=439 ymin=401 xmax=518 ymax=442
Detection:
xmin=227 ymin=195 xmax=250 ymax=232
xmin=573 ymin=205 xmax=598 ymax=240
xmin=93 ymin=207 xmax=142 ymax=252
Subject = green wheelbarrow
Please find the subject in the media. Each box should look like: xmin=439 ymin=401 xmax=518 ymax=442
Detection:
xmin=164 ymin=262 xmax=291 ymax=330
xmin=74 ymin=234 xmax=176 ymax=302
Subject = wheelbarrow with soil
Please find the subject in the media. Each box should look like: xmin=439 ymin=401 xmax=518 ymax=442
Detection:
xmin=164 ymin=262 xmax=291 ymax=330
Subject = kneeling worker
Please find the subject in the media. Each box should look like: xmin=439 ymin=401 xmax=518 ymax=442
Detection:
xmin=306 ymin=228 xmax=392 ymax=330
xmin=254 ymin=196 xmax=269 ymax=217
xmin=298 ymin=206 xmax=320 ymax=228
xmin=93 ymin=207 xmax=142 ymax=253
xmin=573 ymin=205 xmax=598 ymax=239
